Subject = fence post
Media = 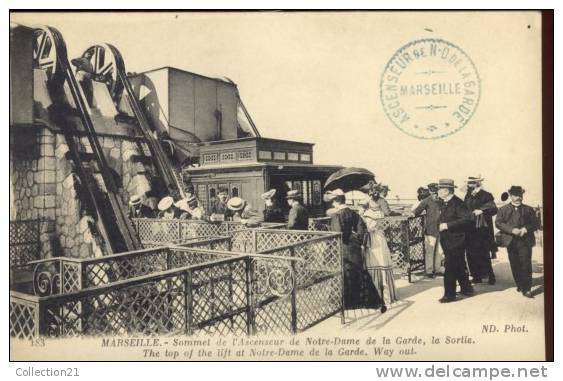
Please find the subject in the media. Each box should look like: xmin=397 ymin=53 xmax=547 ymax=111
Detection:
xmin=177 ymin=220 xmax=182 ymax=242
xmin=252 ymin=230 xmax=257 ymax=253
xmin=403 ymin=219 xmax=412 ymax=283
xmin=184 ymin=271 xmax=193 ymax=335
xmin=245 ymin=257 xmax=256 ymax=335
xmin=37 ymin=299 xmax=47 ymax=337
xmin=290 ymin=247 xmax=298 ymax=333
xmin=338 ymin=234 xmax=345 ymax=325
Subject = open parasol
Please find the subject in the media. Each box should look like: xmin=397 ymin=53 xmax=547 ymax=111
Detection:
xmin=324 ymin=167 xmax=375 ymax=192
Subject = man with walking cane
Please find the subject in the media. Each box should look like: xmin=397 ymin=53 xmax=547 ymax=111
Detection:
xmin=413 ymin=183 xmax=444 ymax=277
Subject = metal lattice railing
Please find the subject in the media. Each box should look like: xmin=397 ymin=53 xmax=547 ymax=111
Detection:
xmin=17 ymin=253 xmax=309 ymax=338
xmin=10 ymin=219 xmax=41 ymax=267
xmin=22 ymin=236 xmax=233 ymax=297
xmin=10 ymin=229 xmax=344 ymax=338
xmin=10 ymin=292 xmax=40 ymax=340
xmin=132 ymin=219 xmax=285 ymax=248
xmin=257 ymin=233 xmax=343 ymax=332
xmin=308 ymin=215 xmax=425 ymax=282
xmin=11 ymin=216 xmax=345 ymax=339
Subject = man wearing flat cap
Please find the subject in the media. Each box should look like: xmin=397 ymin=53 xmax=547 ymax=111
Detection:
xmin=286 ymin=190 xmax=309 ymax=230
xmin=495 ymin=186 xmax=539 ymax=298
xmin=261 ymin=189 xmax=285 ymax=223
xmin=463 ymin=176 xmax=498 ymax=285
xmin=437 ymin=179 xmax=474 ymax=303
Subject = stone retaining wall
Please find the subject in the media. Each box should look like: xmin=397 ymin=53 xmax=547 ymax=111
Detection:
xmin=10 ymin=125 xmax=155 ymax=259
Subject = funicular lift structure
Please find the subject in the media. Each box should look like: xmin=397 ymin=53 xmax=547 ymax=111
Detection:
xmin=32 ymin=25 xmax=184 ymax=254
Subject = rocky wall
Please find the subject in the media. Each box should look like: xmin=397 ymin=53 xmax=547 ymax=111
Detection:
xmin=10 ymin=125 xmax=155 ymax=260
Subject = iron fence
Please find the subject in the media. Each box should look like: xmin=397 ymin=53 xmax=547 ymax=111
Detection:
xmin=10 ymin=229 xmax=344 ymax=338
xmin=9 ymin=219 xmax=41 ymax=267
xmin=308 ymin=215 xmax=425 ymax=282
xmin=10 ymin=251 xmax=328 ymax=338
xmin=20 ymin=236 xmax=233 ymax=297
xmin=132 ymin=219 xmax=285 ymax=248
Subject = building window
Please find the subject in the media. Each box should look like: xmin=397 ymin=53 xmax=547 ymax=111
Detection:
xmin=312 ymin=180 xmax=322 ymax=206
xmin=300 ymin=153 xmax=311 ymax=162
xmin=274 ymin=152 xmax=286 ymax=160
xmin=197 ymin=184 xmax=208 ymax=209
xmin=259 ymin=150 xmax=272 ymax=160
xmin=288 ymin=152 xmax=299 ymax=161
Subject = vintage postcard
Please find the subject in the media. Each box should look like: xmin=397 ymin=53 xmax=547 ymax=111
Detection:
xmin=9 ymin=11 xmax=550 ymax=361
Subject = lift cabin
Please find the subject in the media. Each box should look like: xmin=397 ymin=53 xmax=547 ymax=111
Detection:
xmin=129 ymin=67 xmax=341 ymax=217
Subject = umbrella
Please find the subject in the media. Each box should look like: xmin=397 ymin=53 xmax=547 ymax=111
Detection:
xmin=324 ymin=167 xmax=375 ymax=192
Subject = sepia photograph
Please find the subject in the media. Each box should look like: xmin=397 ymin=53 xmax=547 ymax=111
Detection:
xmin=8 ymin=10 xmax=552 ymax=362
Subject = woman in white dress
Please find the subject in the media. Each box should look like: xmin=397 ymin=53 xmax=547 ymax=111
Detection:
xmin=361 ymin=185 xmax=399 ymax=306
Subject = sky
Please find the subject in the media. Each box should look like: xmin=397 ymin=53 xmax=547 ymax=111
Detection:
xmin=11 ymin=11 xmax=544 ymax=205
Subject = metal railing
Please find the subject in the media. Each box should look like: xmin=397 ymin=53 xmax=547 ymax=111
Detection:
xmin=15 ymin=236 xmax=232 ymax=297
xmin=132 ymin=219 xmax=286 ymax=248
xmin=308 ymin=215 xmax=425 ymax=283
xmin=9 ymin=219 xmax=41 ymax=267
xmin=10 ymin=228 xmax=343 ymax=338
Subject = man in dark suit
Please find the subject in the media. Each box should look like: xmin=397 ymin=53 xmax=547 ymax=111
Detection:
xmin=286 ymin=190 xmax=309 ymax=230
xmin=128 ymin=194 xmax=155 ymax=219
xmin=437 ymin=179 xmax=474 ymax=303
xmin=261 ymin=189 xmax=285 ymax=223
xmin=495 ymin=186 xmax=539 ymax=298
xmin=464 ymin=176 xmax=498 ymax=285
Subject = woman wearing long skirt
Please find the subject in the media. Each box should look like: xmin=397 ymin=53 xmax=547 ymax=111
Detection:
xmin=325 ymin=190 xmax=383 ymax=312
xmin=363 ymin=208 xmax=398 ymax=307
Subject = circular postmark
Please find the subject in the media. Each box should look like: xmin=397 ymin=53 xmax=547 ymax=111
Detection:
xmin=380 ymin=39 xmax=481 ymax=139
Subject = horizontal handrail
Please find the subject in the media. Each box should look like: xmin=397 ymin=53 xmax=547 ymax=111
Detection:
xmin=37 ymin=255 xmax=248 ymax=302
xmin=258 ymin=233 xmax=341 ymax=255
xmin=177 ymin=247 xmax=304 ymax=263
xmin=10 ymin=290 xmax=40 ymax=303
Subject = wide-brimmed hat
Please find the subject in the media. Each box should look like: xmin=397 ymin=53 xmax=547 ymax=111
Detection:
xmin=227 ymin=197 xmax=246 ymax=211
xmin=323 ymin=189 xmax=345 ymax=202
xmin=286 ymin=190 xmax=302 ymax=200
xmin=466 ymin=175 xmax=484 ymax=185
xmin=427 ymin=183 xmax=439 ymax=192
xmin=157 ymin=196 xmax=174 ymax=211
xmin=129 ymin=194 xmax=142 ymax=206
xmin=261 ymin=189 xmax=276 ymax=200
xmin=508 ymin=185 xmax=525 ymax=197
xmin=438 ymin=179 xmax=457 ymax=189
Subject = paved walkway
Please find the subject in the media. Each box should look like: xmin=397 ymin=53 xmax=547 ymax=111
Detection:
xmin=305 ymin=246 xmax=545 ymax=360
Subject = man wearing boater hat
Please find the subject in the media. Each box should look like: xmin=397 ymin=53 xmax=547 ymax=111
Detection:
xmin=286 ymin=190 xmax=309 ymax=230
xmin=128 ymin=194 xmax=155 ymax=219
xmin=261 ymin=189 xmax=285 ymax=223
xmin=463 ymin=175 xmax=498 ymax=285
xmin=495 ymin=186 xmax=539 ymax=298
xmin=437 ymin=179 xmax=474 ymax=303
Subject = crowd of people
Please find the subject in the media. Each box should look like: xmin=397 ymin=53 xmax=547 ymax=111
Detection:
xmin=411 ymin=177 xmax=540 ymax=302
xmin=127 ymin=185 xmax=309 ymax=229
xmin=322 ymin=175 xmax=540 ymax=314
xmin=128 ymin=175 xmax=540 ymax=311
